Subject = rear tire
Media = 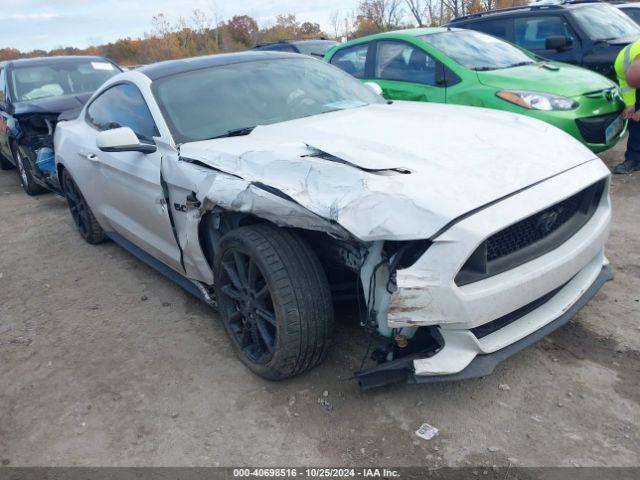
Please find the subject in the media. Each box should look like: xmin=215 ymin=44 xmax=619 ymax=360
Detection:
xmin=14 ymin=146 xmax=46 ymax=195
xmin=215 ymin=224 xmax=334 ymax=380
xmin=61 ymin=169 xmax=105 ymax=244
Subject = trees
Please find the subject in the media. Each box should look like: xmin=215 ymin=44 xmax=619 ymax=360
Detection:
xmin=227 ymin=15 xmax=259 ymax=49
xmin=1 ymin=1 xmax=525 ymax=65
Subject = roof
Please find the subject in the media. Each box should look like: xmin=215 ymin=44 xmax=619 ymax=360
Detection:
xmin=332 ymin=27 xmax=461 ymax=46
xmin=137 ymin=51 xmax=298 ymax=81
xmin=391 ymin=27 xmax=458 ymax=36
xmin=449 ymin=0 xmax=601 ymax=23
xmin=3 ymin=55 xmax=113 ymax=68
xmin=252 ymin=38 xmax=333 ymax=47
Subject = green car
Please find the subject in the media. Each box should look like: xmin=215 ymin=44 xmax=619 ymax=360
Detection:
xmin=325 ymin=28 xmax=625 ymax=153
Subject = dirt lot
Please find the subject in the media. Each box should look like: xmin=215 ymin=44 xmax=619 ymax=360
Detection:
xmin=0 ymin=140 xmax=638 ymax=468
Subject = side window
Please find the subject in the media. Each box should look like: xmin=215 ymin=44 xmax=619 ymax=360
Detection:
xmin=375 ymin=41 xmax=438 ymax=86
xmin=87 ymin=83 xmax=158 ymax=142
xmin=514 ymin=16 xmax=576 ymax=50
xmin=468 ymin=19 xmax=511 ymax=40
xmin=329 ymin=43 xmax=369 ymax=78
xmin=0 ymin=68 xmax=6 ymax=106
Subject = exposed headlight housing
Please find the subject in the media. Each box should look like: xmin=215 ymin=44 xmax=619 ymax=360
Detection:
xmin=496 ymin=90 xmax=578 ymax=111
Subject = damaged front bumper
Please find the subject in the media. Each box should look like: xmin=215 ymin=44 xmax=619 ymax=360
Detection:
xmin=357 ymin=263 xmax=612 ymax=389
xmin=356 ymin=160 xmax=612 ymax=389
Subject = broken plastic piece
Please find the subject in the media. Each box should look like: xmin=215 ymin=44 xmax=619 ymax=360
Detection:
xmin=35 ymin=148 xmax=56 ymax=176
xmin=415 ymin=423 xmax=439 ymax=440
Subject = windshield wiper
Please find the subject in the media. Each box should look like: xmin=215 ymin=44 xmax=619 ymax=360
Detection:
xmin=505 ymin=61 xmax=535 ymax=68
xmin=207 ymin=126 xmax=256 ymax=140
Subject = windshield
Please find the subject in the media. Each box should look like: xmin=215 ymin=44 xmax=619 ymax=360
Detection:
xmin=572 ymin=4 xmax=640 ymax=41
xmin=10 ymin=59 xmax=120 ymax=102
xmin=154 ymin=57 xmax=383 ymax=143
xmin=420 ymin=30 xmax=535 ymax=71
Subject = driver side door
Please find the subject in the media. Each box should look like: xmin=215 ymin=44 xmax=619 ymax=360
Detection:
xmin=371 ymin=40 xmax=447 ymax=103
xmin=83 ymin=83 xmax=182 ymax=271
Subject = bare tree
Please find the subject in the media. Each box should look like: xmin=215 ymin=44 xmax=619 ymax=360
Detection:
xmin=483 ymin=0 xmax=495 ymax=10
xmin=191 ymin=8 xmax=211 ymax=33
xmin=151 ymin=13 xmax=173 ymax=37
xmin=359 ymin=0 xmax=404 ymax=31
xmin=405 ymin=0 xmax=426 ymax=27
xmin=329 ymin=10 xmax=341 ymax=39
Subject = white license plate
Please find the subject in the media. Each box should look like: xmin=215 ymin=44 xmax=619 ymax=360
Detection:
xmin=605 ymin=115 xmax=624 ymax=144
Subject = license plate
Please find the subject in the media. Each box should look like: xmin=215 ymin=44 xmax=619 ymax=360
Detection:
xmin=605 ymin=114 xmax=624 ymax=144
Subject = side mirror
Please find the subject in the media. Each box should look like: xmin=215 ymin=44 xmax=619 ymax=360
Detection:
xmin=96 ymin=127 xmax=156 ymax=154
xmin=545 ymin=36 xmax=571 ymax=52
xmin=364 ymin=82 xmax=383 ymax=96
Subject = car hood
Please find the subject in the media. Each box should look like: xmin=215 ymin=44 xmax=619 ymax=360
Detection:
xmin=12 ymin=92 xmax=92 ymax=117
xmin=179 ymin=101 xmax=598 ymax=241
xmin=477 ymin=63 xmax=616 ymax=97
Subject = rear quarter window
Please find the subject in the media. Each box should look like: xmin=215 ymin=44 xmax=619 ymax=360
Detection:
xmin=329 ymin=43 xmax=369 ymax=78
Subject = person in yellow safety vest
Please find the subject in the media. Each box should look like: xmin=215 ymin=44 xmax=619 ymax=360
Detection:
xmin=614 ymin=39 xmax=640 ymax=174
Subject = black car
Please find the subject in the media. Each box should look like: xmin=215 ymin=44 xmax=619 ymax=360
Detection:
xmin=251 ymin=39 xmax=338 ymax=58
xmin=0 ymin=56 xmax=121 ymax=194
xmin=617 ymin=3 xmax=640 ymax=25
xmin=448 ymin=0 xmax=640 ymax=80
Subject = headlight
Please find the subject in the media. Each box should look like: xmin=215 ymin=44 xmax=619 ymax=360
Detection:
xmin=496 ymin=90 xmax=578 ymax=111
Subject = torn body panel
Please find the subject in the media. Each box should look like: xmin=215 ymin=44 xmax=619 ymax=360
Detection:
xmin=160 ymin=152 xmax=354 ymax=285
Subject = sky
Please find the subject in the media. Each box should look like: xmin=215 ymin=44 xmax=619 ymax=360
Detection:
xmin=0 ymin=0 xmax=361 ymax=52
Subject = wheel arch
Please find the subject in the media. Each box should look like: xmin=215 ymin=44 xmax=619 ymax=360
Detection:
xmin=197 ymin=209 xmax=366 ymax=301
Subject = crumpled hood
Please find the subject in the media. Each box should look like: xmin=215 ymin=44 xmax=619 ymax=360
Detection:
xmin=477 ymin=63 xmax=616 ymax=98
xmin=180 ymin=101 xmax=597 ymax=241
xmin=13 ymin=92 xmax=92 ymax=117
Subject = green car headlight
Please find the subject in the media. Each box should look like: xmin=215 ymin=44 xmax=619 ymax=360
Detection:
xmin=496 ymin=90 xmax=579 ymax=111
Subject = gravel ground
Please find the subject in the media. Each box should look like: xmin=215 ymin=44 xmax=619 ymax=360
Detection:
xmin=0 ymin=140 xmax=638 ymax=468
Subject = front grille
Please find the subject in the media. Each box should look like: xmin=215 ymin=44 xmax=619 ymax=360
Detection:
xmin=576 ymin=111 xmax=621 ymax=144
xmin=486 ymin=191 xmax=582 ymax=261
xmin=455 ymin=180 xmax=605 ymax=286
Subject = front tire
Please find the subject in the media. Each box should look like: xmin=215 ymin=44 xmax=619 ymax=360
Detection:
xmin=14 ymin=146 xmax=46 ymax=195
xmin=215 ymin=224 xmax=334 ymax=380
xmin=61 ymin=169 xmax=105 ymax=244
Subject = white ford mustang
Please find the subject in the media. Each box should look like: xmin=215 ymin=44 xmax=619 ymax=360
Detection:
xmin=54 ymin=52 xmax=612 ymax=388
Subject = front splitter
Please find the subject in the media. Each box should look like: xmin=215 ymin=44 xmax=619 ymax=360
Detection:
xmin=356 ymin=265 xmax=613 ymax=390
